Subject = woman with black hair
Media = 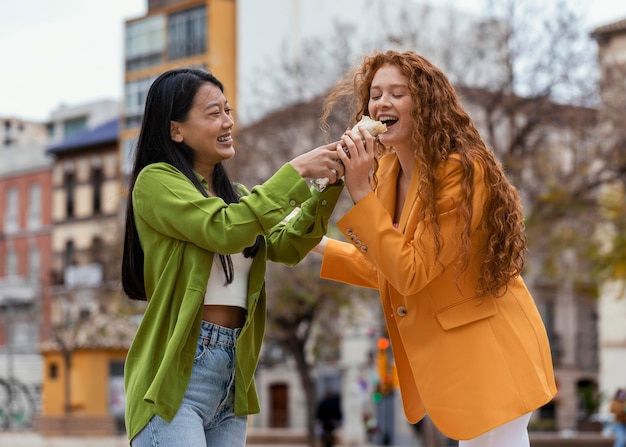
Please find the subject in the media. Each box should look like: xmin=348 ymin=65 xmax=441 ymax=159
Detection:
xmin=121 ymin=68 xmax=344 ymax=446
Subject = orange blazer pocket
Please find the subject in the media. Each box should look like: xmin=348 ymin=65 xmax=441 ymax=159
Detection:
xmin=434 ymin=296 xmax=498 ymax=330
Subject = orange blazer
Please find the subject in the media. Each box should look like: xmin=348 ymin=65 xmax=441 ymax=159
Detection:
xmin=320 ymin=153 xmax=556 ymax=440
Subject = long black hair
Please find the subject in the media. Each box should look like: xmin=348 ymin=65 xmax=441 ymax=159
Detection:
xmin=121 ymin=68 xmax=261 ymax=300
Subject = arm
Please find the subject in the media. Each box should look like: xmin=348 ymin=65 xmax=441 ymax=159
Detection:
xmin=133 ymin=162 xmax=313 ymax=254
xmin=319 ymin=237 xmax=379 ymax=289
xmin=265 ymin=182 xmax=344 ymax=265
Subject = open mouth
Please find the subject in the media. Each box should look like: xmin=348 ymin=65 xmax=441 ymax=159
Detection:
xmin=379 ymin=116 xmax=398 ymax=128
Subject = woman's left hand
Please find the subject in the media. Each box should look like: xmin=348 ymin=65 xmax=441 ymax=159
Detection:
xmin=337 ymin=126 xmax=376 ymax=204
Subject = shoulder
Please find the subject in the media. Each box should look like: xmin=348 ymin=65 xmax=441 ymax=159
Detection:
xmin=135 ymin=162 xmax=193 ymax=190
xmin=441 ymin=153 xmax=486 ymax=186
xmin=133 ymin=163 xmax=197 ymax=206
xmin=137 ymin=162 xmax=182 ymax=180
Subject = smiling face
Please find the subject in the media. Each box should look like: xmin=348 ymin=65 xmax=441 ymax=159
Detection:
xmin=170 ymin=82 xmax=235 ymax=177
xmin=368 ymin=64 xmax=415 ymax=153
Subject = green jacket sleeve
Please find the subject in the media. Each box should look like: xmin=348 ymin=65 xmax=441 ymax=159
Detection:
xmin=266 ymin=182 xmax=344 ymax=265
xmin=133 ymin=162 xmax=314 ymax=254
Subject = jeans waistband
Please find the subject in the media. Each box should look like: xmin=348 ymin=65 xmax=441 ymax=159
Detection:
xmin=199 ymin=320 xmax=241 ymax=348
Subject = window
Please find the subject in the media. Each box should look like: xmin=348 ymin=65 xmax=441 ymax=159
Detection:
xmin=64 ymin=172 xmax=76 ymax=218
xmin=92 ymin=167 xmax=103 ymax=214
xmin=90 ymin=236 xmax=103 ymax=264
xmin=49 ymin=363 xmax=58 ymax=380
xmin=13 ymin=320 xmax=38 ymax=353
xmin=122 ymin=137 xmax=138 ymax=174
xmin=6 ymin=246 xmax=18 ymax=277
xmin=27 ymin=183 xmax=42 ymax=229
xmin=124 ymin=77 xmax=157 ymax=129
xmin=65 ymin=240 xmax=75 ymax=268
xmin=3 ymin=120 xmax=13 ymax=146
xmin=63 ymin=117 xmax=87 ymax=139
xmin=125 ymin=15 xmax=166 ymax=71
xmin=168 ymin=6 xmax=206 ymax=60
xmin=29 ymin=243 xmax=40 ymax=279
xmin=4 ymin=187 xmax=19 ymax=232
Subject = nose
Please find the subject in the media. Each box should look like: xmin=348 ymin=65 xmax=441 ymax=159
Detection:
xmin=223 ymin=113 xmax=234 ymax=127
xmin=379 ymin=92 xmax=393 ymax=107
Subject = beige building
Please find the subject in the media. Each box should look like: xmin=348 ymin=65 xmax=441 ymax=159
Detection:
xmin=37 ymin=114 xmax=137 ymax=436
xmin=591 ymin=17 xmax=626 ymax=416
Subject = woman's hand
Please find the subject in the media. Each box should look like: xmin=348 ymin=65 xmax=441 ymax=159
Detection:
xmin=290 ymin=141 xmax=345 ymax=184
xmin=336 ymin=126 xmax=375 ymax=203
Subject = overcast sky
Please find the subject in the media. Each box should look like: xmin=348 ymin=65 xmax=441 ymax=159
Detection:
xmin=0 ymin=0 xmax=624 ymax=122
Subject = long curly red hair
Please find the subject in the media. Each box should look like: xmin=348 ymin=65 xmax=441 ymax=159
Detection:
xmin=321 ymin=50 xmax=527 ymax=297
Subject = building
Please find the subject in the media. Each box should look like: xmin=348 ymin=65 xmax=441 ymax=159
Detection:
xmin=0 ymin=116 xmax=53 ymax=429
xmin=120 ymin=0 xmax=236 ymax=179
xmin=34 ymin=115 xmax=139 ymax=436
xmin=590 ymin=17 xmax=626 ymax=416
xmin=47 ymin=100 xmax=121 ymax=146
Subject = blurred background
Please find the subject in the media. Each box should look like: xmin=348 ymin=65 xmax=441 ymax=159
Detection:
xmin=0 ymin=1 xmax=625 ymax=446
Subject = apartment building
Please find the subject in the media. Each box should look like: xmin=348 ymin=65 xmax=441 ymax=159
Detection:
xmin=120 ymin=0 xmax=236 ymax=180
xmin=0 ymin=117 xmax=53 ymax=428
xmin=34 ymin=115 xmax=138 ymax=436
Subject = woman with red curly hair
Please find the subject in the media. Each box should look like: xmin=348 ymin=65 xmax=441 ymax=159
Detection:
xmin=313 ymin=50 xmax=556 ymax=446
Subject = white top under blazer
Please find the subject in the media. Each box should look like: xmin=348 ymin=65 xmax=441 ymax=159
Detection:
xmin=204 ymin=253 xmax=253 ymax=309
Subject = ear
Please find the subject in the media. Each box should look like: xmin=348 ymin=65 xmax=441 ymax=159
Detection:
xmin=170 ymin=121 xmax=184 ymax=143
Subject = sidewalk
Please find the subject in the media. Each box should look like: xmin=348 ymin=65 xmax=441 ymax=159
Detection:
xmin=0 ymin=430 xmax=615 ymax=447
xmin=0 ymin=431 xmax=311 ymax=447
xmin=0 ymin=432 xmax=129 ymax=447
xmin=0 ymin=432 xmax=308 ymax=447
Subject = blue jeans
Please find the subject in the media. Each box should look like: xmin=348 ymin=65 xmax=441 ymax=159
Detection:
xmin=131 ymin=321 xmax=247 ymax=447
xmin=615 ymin=422 xmax=626 ymax=447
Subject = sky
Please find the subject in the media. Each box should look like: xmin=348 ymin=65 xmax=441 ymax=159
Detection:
xmin=1 ymin=0 xmax=625 ymax=122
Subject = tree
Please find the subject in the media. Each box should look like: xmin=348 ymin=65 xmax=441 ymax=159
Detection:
xmin=444 ymin=0 xmax=626 ymax=290
xmin=264 ymin=259 xmax=378 ymax=446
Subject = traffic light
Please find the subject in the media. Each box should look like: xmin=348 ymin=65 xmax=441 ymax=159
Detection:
xmin=374 ymin=336 xmax=397 ymax=399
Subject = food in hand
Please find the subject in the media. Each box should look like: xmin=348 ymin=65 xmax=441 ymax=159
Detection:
xmin=354 ymin=115 xmax=387 ymax=138
xmin=313 ymin=116 xmax=387 ymax=191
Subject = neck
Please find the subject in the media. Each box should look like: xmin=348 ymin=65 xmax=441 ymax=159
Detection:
xmin=394 ymin=146 xmax=416 ymax=184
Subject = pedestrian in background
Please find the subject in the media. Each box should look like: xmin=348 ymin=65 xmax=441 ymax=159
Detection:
xmin=611 ymin=389 xmax=626 ymax=447
xmin=121 ymin=67 xmax=345 ymax=446
xmin=313 ymin=50 xmax=557 ymax=446
xmin=316 ymin=391 xmax=343 ymax=447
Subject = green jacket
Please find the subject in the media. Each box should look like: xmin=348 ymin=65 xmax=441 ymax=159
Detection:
xmin=124 ymin=162 xmax=343 ymax=441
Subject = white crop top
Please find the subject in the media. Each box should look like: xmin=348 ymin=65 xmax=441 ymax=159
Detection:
xmin=204 ymin=253 xmax=253 ymax=309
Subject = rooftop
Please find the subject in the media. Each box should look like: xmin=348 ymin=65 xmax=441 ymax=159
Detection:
xmin=46 ymin=118 xmax=119 ymax=154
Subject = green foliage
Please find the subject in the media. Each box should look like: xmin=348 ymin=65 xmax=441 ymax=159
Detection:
xmin=577 ymin=384 xmax=604 ymax=419
xmin=528 ymin=418 xmax=557 ymax=431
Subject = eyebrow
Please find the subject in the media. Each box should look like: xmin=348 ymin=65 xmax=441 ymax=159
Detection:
xmin=203 ymin=99 xmax=229 ymax=111
xmin=370 ymin=83 xmax=409 ymax=90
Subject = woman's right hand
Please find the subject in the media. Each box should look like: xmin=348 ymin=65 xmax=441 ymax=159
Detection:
xmin=337 ymin=126 xmax=376 ymax=203
xmin=290 ymin=142 xmax=345 ymax=184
